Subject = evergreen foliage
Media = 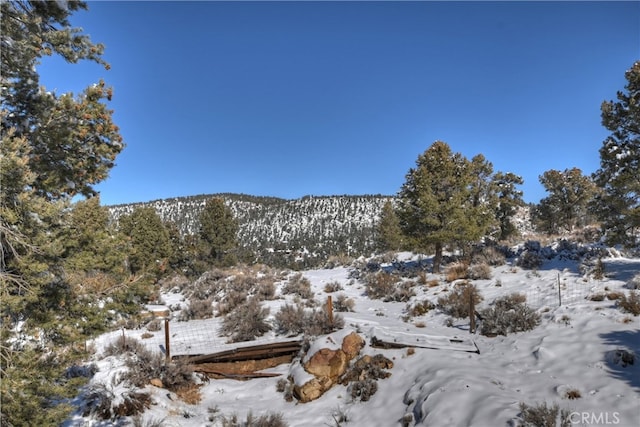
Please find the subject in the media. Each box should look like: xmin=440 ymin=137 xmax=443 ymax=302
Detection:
xmin=375 ymin=200 xmax=405 ymax=252
xmin=118 ymin=206 xmax=171 ymax=276
xmin=534 ymin=168 xmax=598 ymax=234
xmin=198 ymin=197 xmax=239 ymax=267
xmin=1 ymin=2 xmax=124 ymax=423
xmin=592 ymin=60 xmax=640 ymax=246
xmin=396 ymin=141 xmax=499 ymax=272
xmin=493 ymin=172 xmax=524 ymax=240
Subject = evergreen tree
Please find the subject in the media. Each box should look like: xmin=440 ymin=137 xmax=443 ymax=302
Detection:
xmin=119 ymin=206 xmax=171 ymax=276
xmin=375 ymin=200 xmax=404 ymax=252
xmin=493 ymin=171 xmax=524 ymax=240
xmin=534 ymin=168 xmax=597 ymax=234
xmin=592 ymin=60 xmax=640 ymax=246
xmin=396 ymin=141 xmax=497 ymax=272
xmin=1 ymin=2 xmax=123 ymax=423
xmin=62 ymin=196 xmax=125 ymax=277
xmin=198 ymin=197 xmax=239 ymax=267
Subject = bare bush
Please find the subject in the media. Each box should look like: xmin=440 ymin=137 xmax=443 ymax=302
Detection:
xmin=437 ymin=282 xmax=483 ymax=319
xmin=364 ymin=271 xmax=398 ymax=299
xmin=517 ymin=251 xmax=543 ymax=270
xmin=216 ymin=290 xmax=249 ymax=316
xmin=323 ymin=281 xmax=343 ymax=293
xmin=445 ymin=262 xmax=469 ymax=282
xmin=333 ymin=294 xmax=355 ymax=312
xmin=254 ymin=281 xmax=276 ymax=301
xmin=274 ymin=304 xmax=307 ymax=336
xmin=407 ymin=299 xmax=436 ymax=318
xmin=518 ymin=401 xmax=571 ymax=427
xmin=349 ymin=379 xmax=378 ymax=402
xmin=468 ymin=263 xmax=492 ymax=280
xmin=281 ymin=273 xmax=314 ymax=299
xmin=218 ymin=411 xmax=289 ymax=427
xmin=305 ymin=307 xmax=344 ymax=336
xmin=82 ymin=384 xmax=152 ymax=420
xmin=472 ymin=246 xmax=506 ymax=266
xmin=618 ymin=291 xmax=640 ymax=316
xmin=220 ymin=298 xmax=272 ymax=343
xmin=122 ymin=340 xmax=194 ymax=391
xmin=479 ymin=293 xmax=540 ymax=336
xmin=628 ymin=273 xmax=640 ymax=290
xmin=178 ymin=297 xmax=213 ymax=321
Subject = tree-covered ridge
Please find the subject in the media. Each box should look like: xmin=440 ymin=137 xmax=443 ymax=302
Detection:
xmin=108 ymin=194 xmax=394 ymax=266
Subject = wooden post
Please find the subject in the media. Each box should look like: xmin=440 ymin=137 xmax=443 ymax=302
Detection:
xmin=121 ymin=328 xmax=126 ymax=351
xmin=558 ymin=273 xmax=562 ymax=307
xmin=327 ymin=295 xmax=333 ymax=326
xmin=469 ymin=292 xmax=475 ymax=334
xmin=164 ymin=318 xmax=171 ymax=361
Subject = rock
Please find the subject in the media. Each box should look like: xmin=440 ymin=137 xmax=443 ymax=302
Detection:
xmin=294 ymin=331 xmax=365 ymax=402
xmin=342 ymin=331 xmax=365 ymax=358
xmin=150 ymin=378 xmax=163 ymax=388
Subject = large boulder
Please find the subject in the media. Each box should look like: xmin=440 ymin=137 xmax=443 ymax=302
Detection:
xmin=293 ymin=330 xmax=365 ymax=403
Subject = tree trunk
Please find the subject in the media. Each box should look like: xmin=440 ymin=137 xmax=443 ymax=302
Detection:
xmin=433 ymin=242 xmax=443 ymax=273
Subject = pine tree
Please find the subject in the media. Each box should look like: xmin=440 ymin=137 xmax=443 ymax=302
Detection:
xmin=375 ymin=200 xmax=404 ymax=252
xmin=534 ymin=168 xmax=597 ymax=234
xmin=396 ymin=141 xmax=497 ymax=272
xmin=592 ymin=61 xmax=640 ymax=246
xmin=198 ymin=197 xmax=239 ymax=267
xmin=119 ymin=206 xmax=171 ymax=276
xmin=493 ymin=172 xmax=524 ymax=241
xmin=1 ymin=2 xmax=123 ymax=422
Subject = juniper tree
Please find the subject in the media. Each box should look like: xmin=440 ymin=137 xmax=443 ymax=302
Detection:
xmin=198 ymin=197 xmax=239 ymax=267
xmin=493 ymin=171 xmax=524 ymax=240
xmin=534 ymin=168 xmax=597 ymax=234
xmin=119 ymin=206 xmax=172 ymax=276
xmin=592 ymin=60 xmax=640 ymax=246
xmin=396 ymin=141 xmax=498 ymax=273
xmin=375 ymin=200 xmax=405 ymax=252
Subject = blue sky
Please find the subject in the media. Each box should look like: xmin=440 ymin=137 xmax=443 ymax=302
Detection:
xmin=38 ymin=1 xmax=639 ymax=206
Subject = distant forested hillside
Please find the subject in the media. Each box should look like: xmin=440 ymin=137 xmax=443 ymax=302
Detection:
xmin=108 ymin=194 xmax=394 ymax=267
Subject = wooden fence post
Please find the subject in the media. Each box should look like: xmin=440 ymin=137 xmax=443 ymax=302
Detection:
xmin=327 ymin=295 xmax=333 ymax=326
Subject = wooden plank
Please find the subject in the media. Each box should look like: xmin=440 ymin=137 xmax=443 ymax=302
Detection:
xmin=183 ymin=339 xmax=302 ymax=364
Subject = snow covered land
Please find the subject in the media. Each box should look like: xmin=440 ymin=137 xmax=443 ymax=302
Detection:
xmin=64 ymin=244 xmax=639 ymax=427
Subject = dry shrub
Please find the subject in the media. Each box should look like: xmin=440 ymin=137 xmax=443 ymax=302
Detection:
xmin=305 ymin=307 xmax=344 ymax=336
xmin=437 ymin=282 xmax=483 ymax=318
xmin=588 ymin=293 xmax=606 ymax=302
xmin=425 ymin=279 xmax=440 ymax=288
xmin=324 ymin=281 xmax=343 ymax=293
xmin=146 ymin=318 xmax=162 ymax=332
xmin=445 ymin=262 xmax=469 ymax=282
xmin=220 ymin=298 xmax=272 ymax=343
xmin=216 ymin=289 xmax=248 ymax=316
xmin=364 ymin=271 xmax=398 ymax=299
xmin=333 ymin=293 xmax=355 ymax=312
xmin=83 ymin=384 xmax=151 ymax=420
xmin=254 ymin=280 xmax=276 ymax=301
xmin=472 ymin=246 xmax=506 ymax=266
xmin=407 ymin=299 xmax=436 ymax=317
xmin=517 ymin=251 xmax=543 ymax=270
xmin=468 ymin=263 xmax=492 ymax=280
xmin=619 ymin=291 xmax=640 ymax=316
xmin=364 ymin=271 xmax=414 ymax=301
xmin=349 ymin=378 xmax=378 ymax=402
xmin=178 ymin=297 xmax=213 ymax=321
xmin=281 ymin=273 xmax=314 ymax=299
xmin=274 ymin=304 xmax=307 ymax=336
xmin=218 ymin=411 xmax=289 ymax=427
xmin=606 ymin=291 xmax=624 ymax=300
xmin=518 ymin=402 xmax=570 ymax=427
xmin=67 ymin=270 xmax=119 ymax=296
xmin=628 ymin=273 xmax=640 ymax=290
xmin=479 ymin=293 xmax=540 ymax=336
xmin=563 ymin=389 xmax=581 ymax=400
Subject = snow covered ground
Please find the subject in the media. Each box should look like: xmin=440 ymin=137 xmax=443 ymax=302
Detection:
xmin=64 ymin=250 xmax=640 ymax=427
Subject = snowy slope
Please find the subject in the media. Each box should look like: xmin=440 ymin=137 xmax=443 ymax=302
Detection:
xmin=64 ymin=252 xmax=640 ymax=427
